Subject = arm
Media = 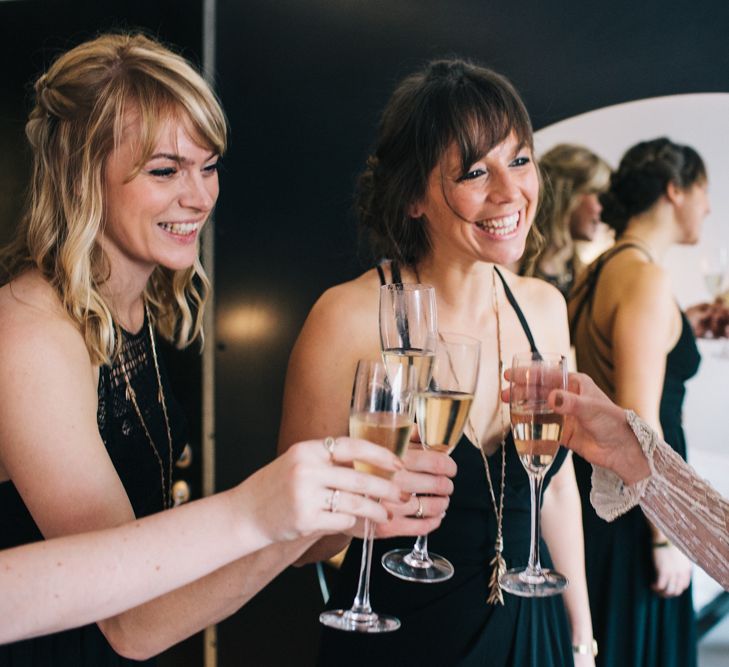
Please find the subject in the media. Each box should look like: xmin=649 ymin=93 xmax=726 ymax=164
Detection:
xmin=541 ymin=456 xmax=594 ymax=664
xmin=278 ymin=278 xmax=456 ymax=564
xmin=530 ymin=285 xmax=594 ymax=664
xmin=544 ymin=373 xmax=729 ymax=590
xmin=0 ymin=312 xmax=404 ymax=656
xmin=611 ymin=264 xmax=693 ymax=596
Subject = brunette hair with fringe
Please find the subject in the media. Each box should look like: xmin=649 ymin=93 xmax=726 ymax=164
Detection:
xmin=356 ymin=58 xmax=538 ymax=267
xmin=0 ymin=32 xmax=227 ymax=365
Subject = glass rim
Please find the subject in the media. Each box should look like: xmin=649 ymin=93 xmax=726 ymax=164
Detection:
xmin=511 ymin=352 xmax=566 ymax=365
xmin=380 ymin=282 xmax=435 ymax=292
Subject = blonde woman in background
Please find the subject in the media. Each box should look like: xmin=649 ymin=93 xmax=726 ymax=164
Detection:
xmin=522 ymin=144 xmax=611 ymax=297
xmin=0 ymin=33 xmax=411 ymax=666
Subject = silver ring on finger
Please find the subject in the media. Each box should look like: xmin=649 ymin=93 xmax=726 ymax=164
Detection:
xmin=326 ymin=488 xmax=340 ymax=513
xmin=414 ymin=494 xmax=424 ymax=519
xmin=323 ymin=436 xmax=337 ymax=462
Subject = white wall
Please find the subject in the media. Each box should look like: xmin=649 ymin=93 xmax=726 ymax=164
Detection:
xmin=534 ymin=94 xmax=729 ymax=601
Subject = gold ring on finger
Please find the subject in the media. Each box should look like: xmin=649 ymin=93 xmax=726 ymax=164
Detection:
xmin=326 ymin=488 xmax=340 ymax=513
xmin=414 ymin=495 xmax=424 ymax=519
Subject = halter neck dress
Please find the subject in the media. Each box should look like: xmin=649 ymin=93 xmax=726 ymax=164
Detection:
xmin=0 ymin=317 xmax=187 ymax=666
xmin=569 ymin=243 xmax=699 ymax=667
xmin=317 ymin=263 xmax=573 ymax=667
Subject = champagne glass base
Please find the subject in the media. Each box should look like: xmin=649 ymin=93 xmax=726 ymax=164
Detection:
xmin=381 ymin=548 xmax=454 ymax=583
xmin=319 ymin=609 xmax=400 ymax=633
xmin=500 ymin=567 xmax=568 ymax=598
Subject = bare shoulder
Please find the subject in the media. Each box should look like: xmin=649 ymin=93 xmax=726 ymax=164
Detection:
xmin=0 ymin=272 xmax=91 ymax=372
xmin=614 ymin=259 xmax=672 ymax=310
xmin=496 ymin=267 xmax=569 ymax=352
xmin=497 ymin=268 xmax=566 ymax=316
xmin=295 ymin=268 xmax=381 ymax=352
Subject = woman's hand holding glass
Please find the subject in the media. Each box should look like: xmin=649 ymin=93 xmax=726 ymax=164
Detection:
xmin=250 ymin=436 xmax=405 ymax=544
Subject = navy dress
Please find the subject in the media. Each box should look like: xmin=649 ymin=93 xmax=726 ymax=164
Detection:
xmin=0 ymin=318 xmax=187 ymax=666
xmin=318 ymin=266 xmax=574 ymax=667
xmin=569 ymin=243 xmax=700 ymax=667
xmin=572 ymin=312 xmax=700 ymax=667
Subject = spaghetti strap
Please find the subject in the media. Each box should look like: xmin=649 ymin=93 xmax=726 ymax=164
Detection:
xmin=494 ymin=266 xmax=540 ymax=356
xmin=376 ymin=260 xmax=403 ymax=286
xmin=391 ymin=261 xmax=403 ymax=284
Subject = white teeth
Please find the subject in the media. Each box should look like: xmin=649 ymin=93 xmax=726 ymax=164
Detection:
xmin=158 ymin=221 xmax=200 ymax=235
xmin=475 ymin=212 xmax=519 ymax=235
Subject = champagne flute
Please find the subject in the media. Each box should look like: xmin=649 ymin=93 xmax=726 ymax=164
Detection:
xmin=319 ymin=359 xmax=416 ymax=632
xmin=700 ymin=247 xmax=728 ymax=300
xmin=500 ymin=353 xmax=568 ymax=597
xmin=700 ymin=247 xmax=729 ymax=356
xmin=382 ymin=333 xmax=480 ymax=583
xmin=379 ymin=283 xmax=438 ymax=392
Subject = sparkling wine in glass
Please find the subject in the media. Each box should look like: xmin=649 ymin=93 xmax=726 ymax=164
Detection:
xmin=700 ymin=247 xmax=728 ymax=300
xmin=379 ymin=283 xmax=437 ymax=392
xmin=381 ymin=333 xmax=480 ymax=583
xmin=319 ymin=359 xmax=415 ymax=633
xmin=500 ymin=352 xmax=568 ymax=597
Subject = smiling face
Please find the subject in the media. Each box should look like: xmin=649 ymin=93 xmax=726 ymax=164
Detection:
xmin=568 ymin=192 xmax=603 ymax=242
xmin=100 ymin=113 xmax=220 ymax=283
xmin=412 ymin=131 xmax=539 ymax=266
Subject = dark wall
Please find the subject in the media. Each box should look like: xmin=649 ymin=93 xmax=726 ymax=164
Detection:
xmin=213 ymin=1 xmax=729 ymax=665
xmin=0 ymin=2 xmax=204 ymax=665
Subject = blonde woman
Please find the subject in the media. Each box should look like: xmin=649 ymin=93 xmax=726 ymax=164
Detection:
xmin=0 ymin=33 xmax=410 ymax=665
xmin=522 ymin=144 xmax=611 ymax=297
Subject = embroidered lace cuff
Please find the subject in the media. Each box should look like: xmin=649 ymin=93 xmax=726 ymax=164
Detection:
xmin=590 ymin=410 xmax=653 ymax=521
xmin=591 ymin=410 xmax=729 ymax=588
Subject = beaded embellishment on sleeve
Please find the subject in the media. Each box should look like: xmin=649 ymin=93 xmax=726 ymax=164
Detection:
xmin=591 ymin=410 xmax=729 ymax=589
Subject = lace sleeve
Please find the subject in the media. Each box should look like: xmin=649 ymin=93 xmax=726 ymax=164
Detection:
xmin=590 ymin=410 xmax=729 ymax=589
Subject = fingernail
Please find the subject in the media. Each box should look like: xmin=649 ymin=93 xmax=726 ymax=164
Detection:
xmin=441 ymin=511 xmax=447 ymax=519
xmin=387 ymin=510 xmax=394 ymax=520
xmin=554 ymin=393 xmax=564 ymax=407
xmin=400 ymin=491 xmax=411 ymax=503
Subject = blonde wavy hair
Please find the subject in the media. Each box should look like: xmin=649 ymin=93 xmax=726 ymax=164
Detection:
xmin=0 ymin=32 xmax=227 ymax=366
xmin=523 ymin=144 xmax=610 ymax=276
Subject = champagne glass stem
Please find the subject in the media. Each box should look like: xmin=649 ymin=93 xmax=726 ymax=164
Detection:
xmin=349 ymin=517 xmax=375 ymax=617
xmin=525 ymin=472 xmax=545 ymax=576
xmin=410 ymin=534 xmax=432 ymax=564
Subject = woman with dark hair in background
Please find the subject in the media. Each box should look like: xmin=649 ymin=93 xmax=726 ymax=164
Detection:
xmin=568 ymin=137 xmax=709 ymax=667
xmin=522 ymin=144 xmax=611 ymax=297
xmin=279 ymin=59 xmax=595 ymax=666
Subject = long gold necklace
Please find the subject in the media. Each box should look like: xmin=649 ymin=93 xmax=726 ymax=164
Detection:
xmin=119 ymin=303 xmax=174 ymax=510
xmin=415 ymin=262 xmax=508 ymax=605
xmin=467 ymin=267 xmax=508 ymax=606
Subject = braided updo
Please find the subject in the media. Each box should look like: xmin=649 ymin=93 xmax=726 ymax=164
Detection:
xmin=600 ymin=137 xmax=706 ymax=236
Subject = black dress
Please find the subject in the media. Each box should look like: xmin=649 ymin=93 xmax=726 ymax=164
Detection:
xmin=318 ymin=266 xmax=574 ymax=667
xmin=570 ymin=244 xmax=700 ymax=667
xmin=0 ymin=319 xmax=187 ymax=666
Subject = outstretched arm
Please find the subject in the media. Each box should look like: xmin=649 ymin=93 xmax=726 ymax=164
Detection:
xmin=543 ymin=371 xmax=729 ymax=590
xmin=0 ymin=436 xmax=404 ymax=646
